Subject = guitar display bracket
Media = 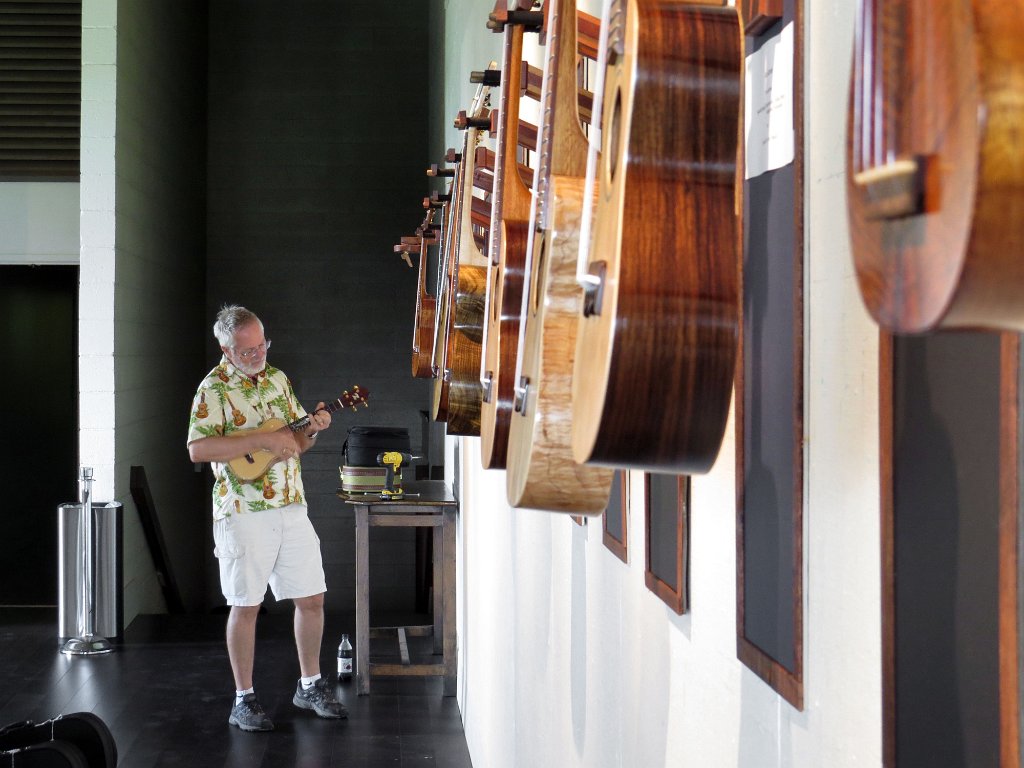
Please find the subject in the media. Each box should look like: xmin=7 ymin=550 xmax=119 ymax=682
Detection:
xmin=513 ymin=375 xmax=530 ymax=414
xmin=581 ymin=260 xmax=607 ymax=317
xmin=481 ymin=370 xmax=494 ymax=403
xmin=487 ymin=10 xmax=544 ymax=33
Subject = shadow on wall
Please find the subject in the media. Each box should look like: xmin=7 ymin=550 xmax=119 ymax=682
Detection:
xmin=570 ymin=521 xmax=587 ymax=755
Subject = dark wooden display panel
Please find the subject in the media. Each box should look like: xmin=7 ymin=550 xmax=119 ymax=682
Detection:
xmin=880 ymin=332 xmax=1022 ymax=767
xmin=735 ymin=0 xmax=804 ymax=710
xmin=603 ymin=471 xmax=628 ymax=563
xmin=645 ymin=474 xmax=689 ymax=615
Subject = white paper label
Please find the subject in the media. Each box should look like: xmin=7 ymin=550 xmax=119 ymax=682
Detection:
xmin=744 ymin=22 xmax=795 ymax=179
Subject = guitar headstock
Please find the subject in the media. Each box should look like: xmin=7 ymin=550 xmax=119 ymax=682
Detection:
xmin=339 ymin=385 xmax=370 ymax=411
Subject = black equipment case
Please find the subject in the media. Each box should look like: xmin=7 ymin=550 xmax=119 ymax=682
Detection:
xmin=343 ymin=427 xmax=410 ymax=467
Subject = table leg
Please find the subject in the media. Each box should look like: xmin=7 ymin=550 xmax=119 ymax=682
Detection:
xmin=433 ymin=522 xmax=443 ymax=655
xmin=355 ymin=504 xmax=370 ymax=695
xmin=442 ymin=507 xmax=457 ymax=696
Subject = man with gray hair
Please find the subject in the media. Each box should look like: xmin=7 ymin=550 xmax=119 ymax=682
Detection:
xmin=187 ymin=304 xmax=346 ymax=731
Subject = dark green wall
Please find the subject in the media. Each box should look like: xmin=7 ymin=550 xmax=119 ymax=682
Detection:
xmin=206 ymin=0 xmax=432 ymax=612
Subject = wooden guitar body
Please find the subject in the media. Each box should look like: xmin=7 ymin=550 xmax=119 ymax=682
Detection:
xmin=571 ymin=0 xmax=742 ymax=473
xmin=480 ymin=22 xmax=534 ymax=470
xmin=412 ymin=294 xmax=435 ymax=378
xmin=506 ymin=0 xmax=613 ymax=514
xmin=480 ymin=216 xmax=530 ymax=467
xmin=846 ymin=0 xmax=1024 ymax=333
xmin=412 ymin=235 xmax=436 ymax=378
xmin=431 ymin=95 xmax=486 ymax=424
xmin=430 ymin=201 xmax=457 ymax=422
xmin=227 ymin=418 xmax=292 ymax=482
xmin=431 ymin=107 xmax=491 ymax=434
xmin=444 ymin=263 xmax=488 ymax=435
xmin=225 ymin=386 xmax=368 ymax=481
xmin=507 ymin=175 xmax=614 ymax=512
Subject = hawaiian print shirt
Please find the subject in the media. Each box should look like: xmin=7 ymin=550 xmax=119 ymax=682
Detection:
xmin=187 ymin=356 xmax=307 ymax=521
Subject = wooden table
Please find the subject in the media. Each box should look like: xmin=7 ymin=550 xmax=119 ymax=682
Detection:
xmin=338 ymin=481 xmax=458 ymax=696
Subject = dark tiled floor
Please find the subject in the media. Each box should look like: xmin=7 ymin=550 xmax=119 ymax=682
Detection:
xmin=0 ymin=608 xmax=472 ymax=768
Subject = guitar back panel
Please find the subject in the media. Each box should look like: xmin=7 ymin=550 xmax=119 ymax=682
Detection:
xmin=572 ymin=0 xmax=741 ymax=473
xmin=846 ymin=0 xmax=1024 ymax=332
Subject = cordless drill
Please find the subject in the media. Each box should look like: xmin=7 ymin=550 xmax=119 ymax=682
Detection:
xmin=377 ymin=451 xmax=412 ymax=499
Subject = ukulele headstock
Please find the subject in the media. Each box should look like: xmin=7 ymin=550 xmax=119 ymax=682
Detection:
xmin=338 ymin=385 xmax=370 ymax=411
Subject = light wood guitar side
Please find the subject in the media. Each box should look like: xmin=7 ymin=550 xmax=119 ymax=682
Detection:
xmin=506 ymin=0 xmax=613 ymax=514
xmin=479 ymin=20 xmax=535 ymax=470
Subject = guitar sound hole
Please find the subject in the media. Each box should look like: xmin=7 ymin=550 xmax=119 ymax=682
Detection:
xmin=606 ymin=87 xmax=622 ymax=185
xmin=531 ymin=237 xmax=547 ymax=317
xmin=491 ymin=266 xmax=501 ymax=323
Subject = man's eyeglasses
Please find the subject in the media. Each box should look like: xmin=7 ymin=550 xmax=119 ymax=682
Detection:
xmin=236 ymin=340 xmax=271 ymax=360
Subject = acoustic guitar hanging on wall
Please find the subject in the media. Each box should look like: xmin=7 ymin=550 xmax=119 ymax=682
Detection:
xmin=479 ymin=4 xmax=544 ymax=470
xmin=505 ymin=0 xmax=613 ymax=515
xmin=571 ymin=0 xmax=743 ymax=474
xmin=846 ymin=0 xmax=1024 ymax=333
xmin=431 ymin=74 xmax=494 ymax=435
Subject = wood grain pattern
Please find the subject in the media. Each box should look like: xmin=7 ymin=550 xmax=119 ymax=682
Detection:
xmin=480 ymin=22 xmax=535 ymax=469
xmin=571 ymin=0 xmax=742 ymax=473
xmin=436 ymin=117 xmax=491 ymax=436
xmin=999 ymin=334 xmax=1021 ymax=768
xmin=430 ymin=83 xmax=492 ymax=429
xmin=847 ymin=0 xmax=1024 ymax=333
xmin=412 ymin=228 xmax=436 ymax=378
xmin=506 ymin=0 xmax=613 ymax=514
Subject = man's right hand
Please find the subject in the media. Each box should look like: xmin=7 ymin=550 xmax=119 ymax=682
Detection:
xmin=261 ymin=427 xmax=300 ymax=461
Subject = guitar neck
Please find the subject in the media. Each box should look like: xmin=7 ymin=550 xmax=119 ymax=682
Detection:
xmin=286 ymin=396 xmax=350 ymax=432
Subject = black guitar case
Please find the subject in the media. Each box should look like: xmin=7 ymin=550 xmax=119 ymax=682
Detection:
xmin=0 ymin=713 xmax=116 ymax=768
xmin=0 ymin=741 xmax=88 ymax=767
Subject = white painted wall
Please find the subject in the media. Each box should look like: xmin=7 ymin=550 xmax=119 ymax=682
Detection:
xmin=443 ymin=0 xmax=882 ymax=765
xmin=79 ymin=0 xmax=210 ymax=624
xmin=79 ymin=0 xmax=118 ymax=506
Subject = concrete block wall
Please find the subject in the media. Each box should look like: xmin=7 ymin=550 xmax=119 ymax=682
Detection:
xmin=206 ymin=0 xmax=432 ymax=613
xmin=79 ymin=0 xmax=210 ymax=625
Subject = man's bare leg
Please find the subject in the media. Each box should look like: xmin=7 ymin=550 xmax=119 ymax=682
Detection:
xmin=226 ymin=604 xmax=261 ymax=690
xmin=293 ymin=592 xmax=325 ymax=678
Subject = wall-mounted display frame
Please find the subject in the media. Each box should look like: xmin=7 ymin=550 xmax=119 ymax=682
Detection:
xmin=880 ymin=332 xmax=1021 ymax=766
xmin=603 ymin=470 xmax=628 ymax=563
xmin=735 ymin=0 xmax=804 ymax=711
xmin=645 ymin=474 xmax=689 ymax=615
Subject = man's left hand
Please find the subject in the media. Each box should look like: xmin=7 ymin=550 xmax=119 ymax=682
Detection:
xmin=307 ymin=401 xmax=332 ymax=435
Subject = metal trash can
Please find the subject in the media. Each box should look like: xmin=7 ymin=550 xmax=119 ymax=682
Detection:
xmin=58 ymin=500 xmax=123 ymax=645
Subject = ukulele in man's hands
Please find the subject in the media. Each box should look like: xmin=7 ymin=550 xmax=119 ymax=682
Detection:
xmin=227 ymin=386 xmax=369 ymax=481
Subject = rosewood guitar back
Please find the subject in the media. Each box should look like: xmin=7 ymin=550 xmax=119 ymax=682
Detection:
xmin=571 ymin=0 xmax=742 ymax=473
xmin=846 ymin=0 xmax=1024 ymax=332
